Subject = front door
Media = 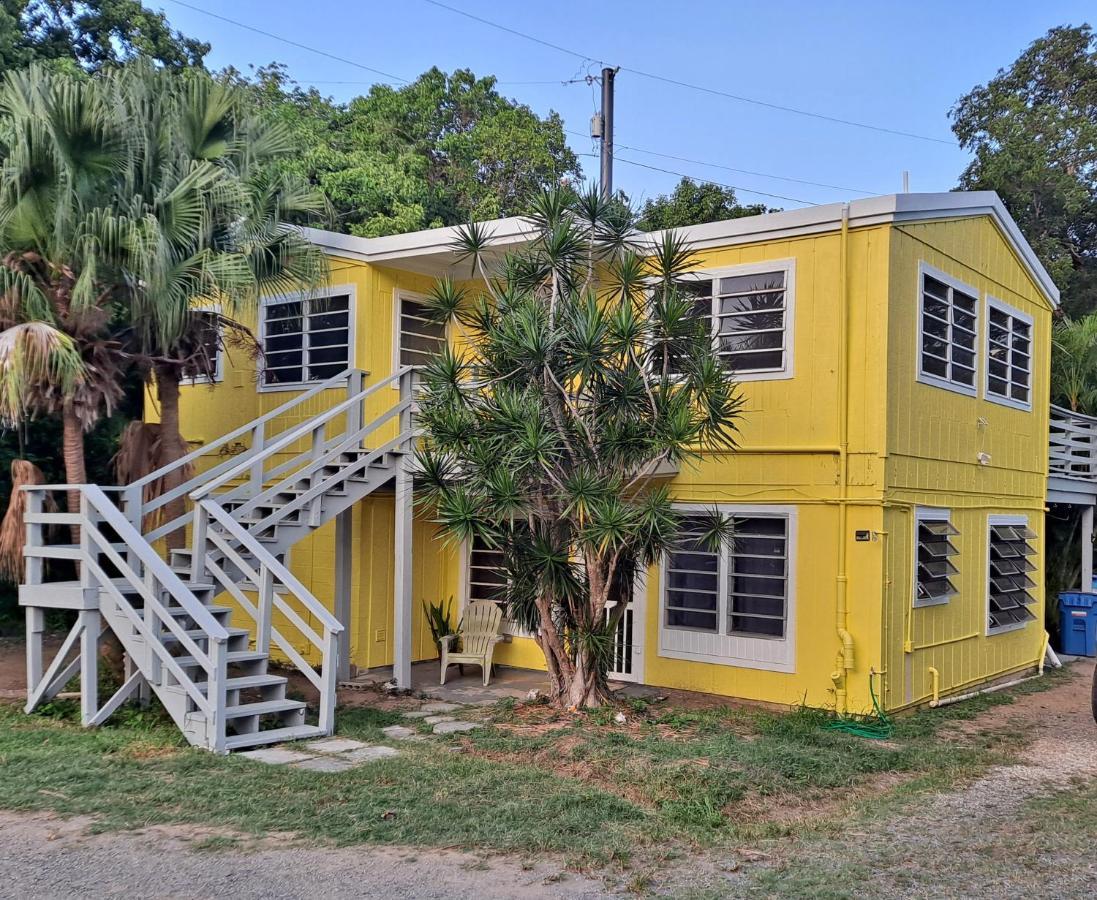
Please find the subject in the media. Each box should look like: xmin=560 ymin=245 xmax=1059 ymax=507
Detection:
xmin=606 ymin=571 xmax=645 ymax=683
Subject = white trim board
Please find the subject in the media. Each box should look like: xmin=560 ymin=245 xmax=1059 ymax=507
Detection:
xmin=301 ymin=192 xmax=1058 ymax=307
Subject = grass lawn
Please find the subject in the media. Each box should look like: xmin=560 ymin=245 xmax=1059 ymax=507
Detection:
xmin=0 ymin=668 xmax=1069 ymax=873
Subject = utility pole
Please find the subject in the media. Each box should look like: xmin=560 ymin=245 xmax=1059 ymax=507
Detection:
xmin=599 ymin=66 xmax=618 ymax=198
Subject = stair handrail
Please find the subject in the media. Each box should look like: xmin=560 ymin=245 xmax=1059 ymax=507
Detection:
xmin=189 ymin=367 xmax=416 ymax=504
xmin=126 ymin=368 xmax=368 ymax=530
xmin=193 ymin=498 xmax=343 ymax=732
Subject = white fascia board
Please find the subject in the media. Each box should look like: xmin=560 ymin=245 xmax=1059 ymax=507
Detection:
xmin=302 ymin=191 xmax=1059 ymax=307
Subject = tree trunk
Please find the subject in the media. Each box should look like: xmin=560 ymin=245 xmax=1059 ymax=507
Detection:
xmin=154 ymin=364 xmax=188 ymax=551
xmin=61 ymin=401 xmax=87 ymax=544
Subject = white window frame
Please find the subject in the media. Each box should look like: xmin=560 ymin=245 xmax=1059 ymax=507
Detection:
xmin=912 ymin=507 xmax=959 ymax=609
xmin=916 ymin=261 xmax=980 ymax=398
xmin=658 ymin=503 xmax=796 ymax=673
xmin=392 ymin=288 xmax=448 ymax=382
xmin=986 ymin=514 xmax=1038 ymax=636
xmin=458 ymin=537 xmax=529 ymax=639
xmin=180 ymin=305 xmax=224 ymax=386
xmin=258 ymin=285 xmax=356 ymax=393
xmin=657 ymin=259 xmax=795 ymax=382
xmin=983 ymin=296 xmax=1033 ymax=412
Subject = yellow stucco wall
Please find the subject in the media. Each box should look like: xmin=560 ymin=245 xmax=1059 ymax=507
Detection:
xmin=163 ymin=212 xmax=1052 ymax=710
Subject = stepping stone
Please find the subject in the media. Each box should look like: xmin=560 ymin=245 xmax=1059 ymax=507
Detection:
xmin=423 ymin=715 xmax=455 ymax=725
xmin=238 ymin=747 xmax=315 ymax=765
xmin=381 ymin=725 xmax=423 ymax=742
xmin=402 ymin=710 xmax=432 ymax=719
xmin=292 ymin=756 xmax=357 ymax=773
xmin=305 ymin=738 xmax=368 ymax=754
xmin=419 ymin=701 xmax=461 ymax=713
xmin=433 ymin=720 xmax=480 ymax=735
xmin=344 ymin=745 xmax=401 ymax=763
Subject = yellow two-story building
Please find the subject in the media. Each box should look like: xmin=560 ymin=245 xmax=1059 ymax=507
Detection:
xmin=161 ymin=191 xmax=1059 ymax=716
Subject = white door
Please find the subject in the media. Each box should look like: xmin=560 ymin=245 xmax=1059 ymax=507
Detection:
xmin=606 ymin=571 xmax=645 ymax=683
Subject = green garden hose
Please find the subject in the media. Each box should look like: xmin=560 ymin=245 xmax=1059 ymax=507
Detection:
xmin=825 ymin=672 xmax=893 ymax=739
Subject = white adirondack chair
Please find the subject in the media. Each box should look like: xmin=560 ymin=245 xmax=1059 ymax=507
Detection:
xmin=439 ymin=601 xmax=504 ymax=686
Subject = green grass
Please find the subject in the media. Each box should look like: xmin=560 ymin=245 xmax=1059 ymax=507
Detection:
xmin=0 ymin=667 xmax=1070 ymax=868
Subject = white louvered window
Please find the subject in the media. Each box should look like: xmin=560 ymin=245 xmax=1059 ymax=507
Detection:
xmin=659 ymin=261 xmax=793 ymax=380
xmin=987 ymin=518 xmax=1038 ymax=633
xmin=665 ymin=514 xmax=789 ymax=639
xmin=467 ymin=535 xmax=508 ymax=610
xmin=261 ymin=293 xmax=351 ymax=387
xmin=180 ymin=310 xmax=221 ymax=384
xmin=914 ymin=510 xmax=959 ymax=607
xmin=986 ymin=299 xmax=1032 ymax=409
xmin=398 ymin=293 xmax=446 ymax=367
xmin=919 ymin=267 xmax=978 ymax=394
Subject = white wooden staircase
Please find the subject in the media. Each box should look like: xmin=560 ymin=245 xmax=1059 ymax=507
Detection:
xmin=20 ymin=367 xmax=416 ymax=752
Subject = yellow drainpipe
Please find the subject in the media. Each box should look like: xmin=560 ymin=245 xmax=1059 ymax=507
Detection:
xmin=928 ymin=666 xmax=940 ymax=706
xmin=833 ymin=203 xmax=854 ymax=714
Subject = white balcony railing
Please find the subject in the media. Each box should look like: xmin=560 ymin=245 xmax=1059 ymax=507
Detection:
xmin=1049 ymin=404 xmax=1097 ymax=484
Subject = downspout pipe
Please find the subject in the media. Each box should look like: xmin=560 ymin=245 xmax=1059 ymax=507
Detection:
xmin=834 ymin=202 xmax=855 ymax=714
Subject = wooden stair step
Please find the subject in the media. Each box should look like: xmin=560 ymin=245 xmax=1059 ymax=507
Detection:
xmin=172 ymin=649 xmax=267 ymax=668
xmin=225 ymin=724 xmax=327 ymax=751
xmin=224 ymin=698 xmax=307 ymax=719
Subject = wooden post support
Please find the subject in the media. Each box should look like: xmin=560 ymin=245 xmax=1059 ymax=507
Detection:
xmin=79 ymin=609 xmax=100 ymax=726
xmin=392 ymin=464 xmax=413 ymax=690
xmin=25 ymin=607 xmax=44 ymax=705
xmin=1082 ymin=504 xmax=1094 ymax=591
xmin=334 ymin=509 xmax=353 ymax=681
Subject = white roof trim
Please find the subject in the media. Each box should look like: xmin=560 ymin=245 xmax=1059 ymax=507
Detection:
xmin=302 ymin=191 xmax=1058 ymax=306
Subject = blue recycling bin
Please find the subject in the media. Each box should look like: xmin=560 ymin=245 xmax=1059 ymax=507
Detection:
xmin=1058 ymin=592 xmax=1097 ymax=656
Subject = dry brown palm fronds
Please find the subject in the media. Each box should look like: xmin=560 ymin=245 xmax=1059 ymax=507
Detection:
xmin=0 ymin=459 xmax=56 ymax=583
xmin=113 ymin=421 xmax=194 ymax=532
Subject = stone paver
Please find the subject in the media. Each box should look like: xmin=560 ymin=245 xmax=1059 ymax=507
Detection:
xmin=423 ymin=714 xmax=455 ymax=725
xmin=305 ymin=738 xmax=370 ymax=754
xmin=419 ymin=701 xmax=461 ymax=713
xmin=292 ymin=756 xmax=358 ymax=773
xmin=381 ymin=725 xmax=423 ymax=741
xmin=433 ymin=720 xmax=480 ymax=735
xmin=402 ymin=710 xmax=432 ymax=719
xmin=344 ymin=745 xmax=401 ymax=763
xmin=238 ymin=747 xmax=316 ymax=765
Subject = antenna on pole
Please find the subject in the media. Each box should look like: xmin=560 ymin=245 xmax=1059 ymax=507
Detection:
xmin=902 ymin=170 xmax=910 ymax=193
xmin=598 ymin=67 xmax=619 ymax=198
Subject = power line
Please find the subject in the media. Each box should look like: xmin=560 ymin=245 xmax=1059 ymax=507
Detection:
xmin=420 ymin=0 xmax=955 ymax=146
xmin=565 ymin=129 xmax=878 ymax=195
xmin=164 ymin=0 xmax=410 ymax=84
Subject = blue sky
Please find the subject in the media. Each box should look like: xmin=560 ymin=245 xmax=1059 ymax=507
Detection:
xmin=160 ymin=0 xmax=1092 ymax=211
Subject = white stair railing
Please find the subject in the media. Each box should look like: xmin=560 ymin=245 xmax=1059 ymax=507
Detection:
xmin=193 ymin=500 xmax=344 ymax=733
xmin=1049 ymin=404 xmax=1097 ymax=483
xmin=23 ymin=484 xmax=231 ymax=750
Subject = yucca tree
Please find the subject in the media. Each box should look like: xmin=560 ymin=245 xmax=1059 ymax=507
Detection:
xmin=415 ymin=186 xmax=743 ymax=707
xmin=0 ymin=65 xmax=141 ymax=519
xmin=109 ymin=65 xmax=327 ymax=543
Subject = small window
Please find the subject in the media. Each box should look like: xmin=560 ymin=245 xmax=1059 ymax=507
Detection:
xmin=659 ymin=262 xmax=793 ymax=379
xmin=261 ymin=293 xmax=351 ymax=387
xmin=914 ymin=510 xmax=959 ymax=607
xmin=180 ymin=310 xmax=221 ymax=384
xmin=398 ymin=293 xmax=446 ymax=367
xmin=987 ymin=519 xmax=1038 ymax=633
xmin=919 ymin=267 xmax=979 ymax=394
xmin=986 ymin=299 xmax=1032 ymax=408
xmin=467 ymin=535 xmax=508 ymax=610
xmin=665 ymin=514 xmax=789 ymax=639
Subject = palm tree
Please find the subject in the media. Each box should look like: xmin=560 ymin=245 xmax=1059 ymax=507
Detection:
xmin=1051 ymin=314 xmax=1097 ymax=414
xmin=110 ymin=65 xmax=327 ymax=545
xmin=0 ymin=65 xmax=142 ymax=519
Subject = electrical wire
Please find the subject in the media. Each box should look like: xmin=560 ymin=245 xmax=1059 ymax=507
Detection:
xmin=420 ymin=0 xmax=956 ymax=146
xmin=614 ymin=156 xmax=818 ymax=206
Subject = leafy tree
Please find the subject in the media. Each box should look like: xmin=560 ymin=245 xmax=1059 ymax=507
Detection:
xmin=1051 ymin=313 xmax=1097 ymax=413
xmin=952 ymin=25 xmax=1097 ymax=316
xmin=0 ymin=64 xmax=138 ymax=518
xmin=113 ymin=63 xmax=326 ymax=546
xmin=227 ymin=65 xmax=581 ymax=237
xmin=637 ymin=178 xmax=772 ymax=231
xmin=0 ymin=1 xmax=207 ymax=71
xmin=415 ymin=187 xmax=743 ymax=707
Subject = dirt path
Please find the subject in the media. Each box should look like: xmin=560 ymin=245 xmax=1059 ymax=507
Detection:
xmin=686 ymin=660 xmax=1097 ymax=899
xmin=0 ymin=811 xmax=620 ymax=900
